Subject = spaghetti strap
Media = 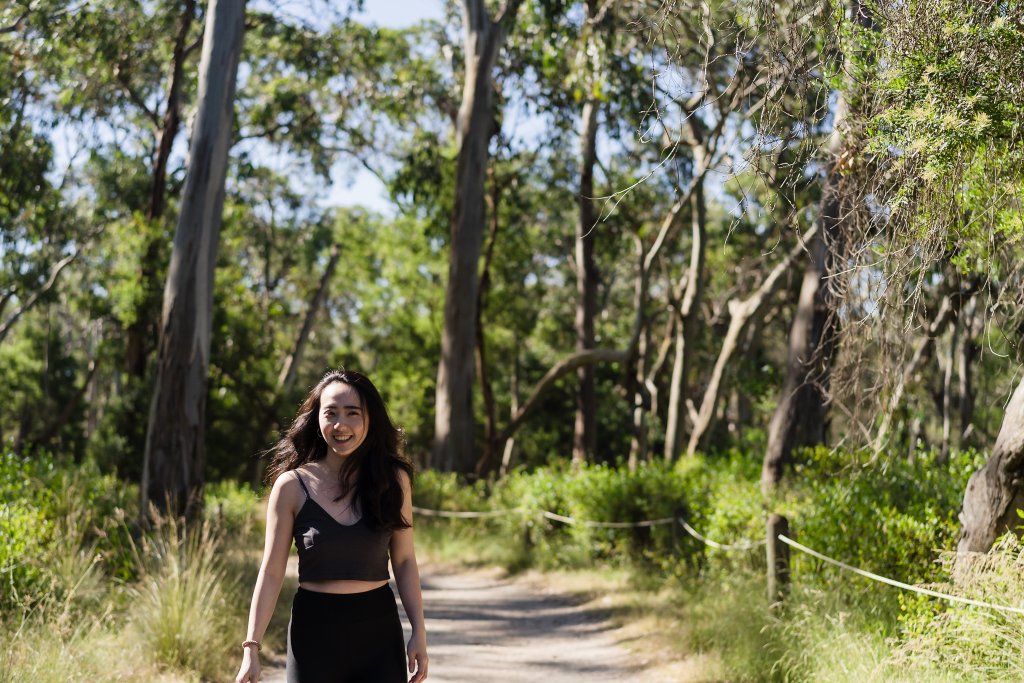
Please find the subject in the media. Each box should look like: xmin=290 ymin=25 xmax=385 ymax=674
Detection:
xmin=293 ymin=471 xmax=310 ymax=499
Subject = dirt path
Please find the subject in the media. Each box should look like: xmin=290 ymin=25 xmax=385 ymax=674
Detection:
xmin=260 ymin=564 xmax=653 ymax=682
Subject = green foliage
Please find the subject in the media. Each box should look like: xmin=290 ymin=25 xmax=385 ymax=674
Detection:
xmin=415 ymin=446 xmax=1002 ymax=681
xmin=783 ymin=447 xmax=982 ymax=594
xmin=871 ymin=2 xmax=1023 ymax=179
xmin=867 ymin=0 xmax=1024 ymax=279
xmin=0 ymin=448 xmax=256 ymax=682
xmin=204 ymin=479 xmax=261 ymax=540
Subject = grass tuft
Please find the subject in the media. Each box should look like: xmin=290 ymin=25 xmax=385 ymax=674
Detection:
xmin=125 ymin=508 xmax=242 ymax=680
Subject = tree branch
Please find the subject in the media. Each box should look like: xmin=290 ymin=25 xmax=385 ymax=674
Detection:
xmin=0 ymin=253 xmax=77 ymax=344
xmin=497 ymin=349 xmax=629 ymax=444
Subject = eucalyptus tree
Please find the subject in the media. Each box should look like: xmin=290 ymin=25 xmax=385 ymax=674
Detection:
xmin=759 ymin=0 xmax=874 ymax=491
xmin=630 ymin=0 xmax=827 ymax=464
xmin=141 ymin=0 xmax=246 ymax=519
xmin=433 ymin=0 xmax=526 ymax=473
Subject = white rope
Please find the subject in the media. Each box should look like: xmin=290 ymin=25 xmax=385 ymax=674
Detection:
xmin=412 ymin=503 xmax=675 ymax=528
xmin=778 ymin=534 xmax=1024 ymax=616
xmin=411 ymin=505 xmax=524 ymax=519
xmin=678 ymin=518 xmax=765 ymax=551
xmin=539 ymin=510 xmax=674 ymax=528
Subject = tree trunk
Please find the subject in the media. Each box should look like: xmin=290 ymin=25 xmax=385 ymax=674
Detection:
xmin=627 ymin=319 xmax=649 ymax=471
xmin=277 ymin=242 xmax=341 ymax=398
xmin=663 ymin=301 xmax=686 ymax=462
xmin=761 ymin=0 xmax=873 ymax=492
xmin=573 ymin=96 xmax=600 ymax=468
xmin=433 ymin=0 xmax=523 ymax=473
xmin=760 ymin=224 xmax=835 ymax=491
xmin=959 ymin=291 xmax=981 ymax=441
xmin=498 ymin=334 xmax=520 ymax=478
xmin=957 ymin=377 xmax=1024 ymax=554
xmin=474 ymin=172 xmax=502 ymax=478
xmin=761 ymin=122 xmax=847 ymax=490
xmin=126 ymin=0 xmax=197 ymax=378
xmin=688 ymin=226 xmax=817 ymax=455
xmin=940 ymin=321 xmax=957 ymax=463
xmin=664 ymin=173 xmax=707 ymax=462
xmin=141 ymin=0 xmax=245 ymax=521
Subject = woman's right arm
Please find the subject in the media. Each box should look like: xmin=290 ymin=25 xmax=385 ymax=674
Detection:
xmin=235 ymin=472 xmax=300 ymax=683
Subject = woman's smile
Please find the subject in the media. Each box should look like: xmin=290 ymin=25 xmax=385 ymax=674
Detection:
xmin=318 ymin=381 xmax=368 ymax=456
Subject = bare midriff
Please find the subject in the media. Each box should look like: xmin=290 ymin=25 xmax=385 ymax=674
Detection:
xmin=299 ymin=578 xmax=389 ymax=594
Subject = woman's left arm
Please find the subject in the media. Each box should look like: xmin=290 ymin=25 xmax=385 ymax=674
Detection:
xmin=391 ymin=469 xmax=428 ymax=682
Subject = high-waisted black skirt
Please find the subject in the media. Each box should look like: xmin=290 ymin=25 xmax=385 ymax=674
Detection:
xmin=286 ymin=584 xmax=407 ymax=683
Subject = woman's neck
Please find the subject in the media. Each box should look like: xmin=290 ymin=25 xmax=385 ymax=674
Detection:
xmin=313 ymin=456 xmax=358 ymax=481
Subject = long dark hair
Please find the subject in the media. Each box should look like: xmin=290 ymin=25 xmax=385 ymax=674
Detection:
xmin=266 ymin=369 xmax=413 ymax=532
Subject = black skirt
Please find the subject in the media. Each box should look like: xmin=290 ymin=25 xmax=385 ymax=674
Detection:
xmin=286 ymin=584 xmax=407 ymax=683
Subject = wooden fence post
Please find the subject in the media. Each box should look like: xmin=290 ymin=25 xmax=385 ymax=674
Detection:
xmin=766 ymin=513 xmax=790 ymax=605
xmin=672 ymin=507 xmax=683 ymax=551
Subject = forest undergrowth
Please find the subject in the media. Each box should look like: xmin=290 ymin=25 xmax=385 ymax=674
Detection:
xmin=0 ymin=451 xmax=266 ymax=683
xmin=3 ymin=446 xmax=1024 ymax=682
xmin=413 ymin=446 xmax=1024 ymax=683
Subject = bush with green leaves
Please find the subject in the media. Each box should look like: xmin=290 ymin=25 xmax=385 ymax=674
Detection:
xmin=204 ymin=478 xmax=262 ymax=541
xmin=0 ymin=449 xmax=139 ymax=613
xmin=783 ymin=446 xmax=983 ymax=601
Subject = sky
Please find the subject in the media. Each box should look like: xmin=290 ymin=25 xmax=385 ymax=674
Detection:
xmin=356 ymin=0 xmax=444 ymax=28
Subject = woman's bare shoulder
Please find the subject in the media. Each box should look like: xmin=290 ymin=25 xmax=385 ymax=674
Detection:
xmin=270 ymin=469 xmax=306 ymax=508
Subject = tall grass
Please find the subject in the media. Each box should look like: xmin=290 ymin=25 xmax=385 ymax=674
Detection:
xmin=886 ymin=535 xmax=1024 ymax=682
xmin=1 ymin=450 xmax=260 ymax=682
xmin=125 ymin=509 xmax=243 ymax=680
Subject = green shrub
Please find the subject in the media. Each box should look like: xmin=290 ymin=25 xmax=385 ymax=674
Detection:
xmin=410 ymin=447 xmax=997 ymax=682
xmin=204 ymin=478 xmax=261 ymax=541
xmin=0 ymin=449 xmax=140 ymax=613
xmin=413 ymin=468 xmax=490 ymax=511
xmin=781 ymin=446 xmax=982 ymax=613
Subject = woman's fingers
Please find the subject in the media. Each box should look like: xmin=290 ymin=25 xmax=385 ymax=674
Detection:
xmin=410 ymin=652 xmax=428 ymax=682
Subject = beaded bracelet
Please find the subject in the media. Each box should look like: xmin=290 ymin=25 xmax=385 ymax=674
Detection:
xmin=242 ymin=639 xmax=262 ymax=652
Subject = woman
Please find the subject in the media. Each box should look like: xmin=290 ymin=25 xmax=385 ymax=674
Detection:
xmin=235 ymin=369 xmax=428 ymax=683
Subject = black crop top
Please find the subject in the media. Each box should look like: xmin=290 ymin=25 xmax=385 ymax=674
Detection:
xmin=291 ymin=472 xmax=392 ymax=582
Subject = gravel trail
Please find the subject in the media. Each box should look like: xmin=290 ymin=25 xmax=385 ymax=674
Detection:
xmin=260 ymin=564 xmax=645 ymax=682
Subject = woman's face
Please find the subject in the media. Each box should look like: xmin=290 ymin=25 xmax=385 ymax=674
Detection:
xmin=318 ymin=381 xmax=368 ymax=458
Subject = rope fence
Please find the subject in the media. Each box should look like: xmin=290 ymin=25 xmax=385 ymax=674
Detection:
xmin=412 ymin=502 xmax=1024 ymax=615
xmin=678 ymin=518 xmax=765 ymax=551
xmin=411 ymin=505 xmax=524 ymax=519
xmin=540 ymin=510 xmax=676 ymax=528
xmin=778 ymin=534 xmax=1024 ymax=615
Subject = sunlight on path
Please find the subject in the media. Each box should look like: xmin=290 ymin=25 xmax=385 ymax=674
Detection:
xmin=261 ymin=565 xmax=642 ymax=682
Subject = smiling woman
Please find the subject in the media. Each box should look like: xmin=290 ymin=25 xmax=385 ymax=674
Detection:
xmin=234 ymin=369 xmax=428 ymax=683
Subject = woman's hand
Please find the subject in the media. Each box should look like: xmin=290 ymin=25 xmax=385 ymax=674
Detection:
xmin=235 ymin=649 xmax=261 ymax=683
xmin=406 ymin=629 xmax=429 ymax=682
